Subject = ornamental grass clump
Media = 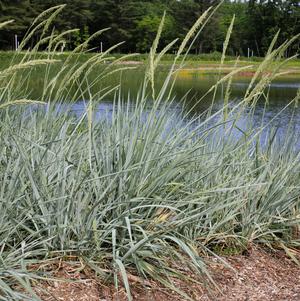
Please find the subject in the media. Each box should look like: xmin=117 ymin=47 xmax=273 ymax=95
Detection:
xmin=0 ymin=5 xmax=299 ymax=300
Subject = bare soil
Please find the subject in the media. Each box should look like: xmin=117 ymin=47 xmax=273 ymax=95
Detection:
xmin=32 ymin=246 xmax=300 ymax=301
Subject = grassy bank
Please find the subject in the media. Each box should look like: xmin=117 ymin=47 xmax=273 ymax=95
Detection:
xmin=1 ymin=50 xmax=300 ymax=75
xmin=0 ymin=6 xmax=300 ymax=301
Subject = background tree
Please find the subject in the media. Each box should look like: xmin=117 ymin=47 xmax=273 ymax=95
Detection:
xmin=0 ymin=0 xmax=299 ymax=56
xmin=0 ymin=0 xmax=37 ymax=49
xmin=31 ymin=0 xmax=92 ymax=49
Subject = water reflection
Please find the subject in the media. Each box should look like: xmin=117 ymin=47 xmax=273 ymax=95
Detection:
xmin=27 ymin=68 xmax=300 ymax=147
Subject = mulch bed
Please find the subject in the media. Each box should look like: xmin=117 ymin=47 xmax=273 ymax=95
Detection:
xmin=31 ymin=246 xmax=300 ymax=301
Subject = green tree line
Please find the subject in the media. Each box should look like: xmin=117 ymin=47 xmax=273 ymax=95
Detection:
xmin=0 ymin=0 xmax=299 ymax=56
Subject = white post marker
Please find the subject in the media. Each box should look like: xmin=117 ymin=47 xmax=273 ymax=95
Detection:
xmin=100 ymin=42 xmax=103 ymax=53
xmin=14 ymin=34 xmax=18 ymax=51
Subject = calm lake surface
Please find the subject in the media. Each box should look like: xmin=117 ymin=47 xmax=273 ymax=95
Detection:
xmin=63 ymin=68 xmax=300 ymax=133
xmin=28 ymin=66 xmax=300 ymax=145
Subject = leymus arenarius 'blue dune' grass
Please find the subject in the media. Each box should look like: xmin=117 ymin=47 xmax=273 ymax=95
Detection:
xmin=0 ymin=4 xmax=299 ymax=300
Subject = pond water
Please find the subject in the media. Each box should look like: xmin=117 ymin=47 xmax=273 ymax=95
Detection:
xmin=64 ymin=67 xmax=300 ymax=135
xmin=165 ymin=70 xmax=300 ymax=137
xmin=27 ymin=66 xmax=300 ymax=146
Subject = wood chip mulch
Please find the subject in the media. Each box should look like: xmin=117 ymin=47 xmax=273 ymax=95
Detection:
xmin=31 ymin=246 xmax=300 ymax=301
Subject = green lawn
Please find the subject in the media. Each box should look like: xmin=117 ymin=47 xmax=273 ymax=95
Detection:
xmin=1 ymin=51 xmax=299 ymax=74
